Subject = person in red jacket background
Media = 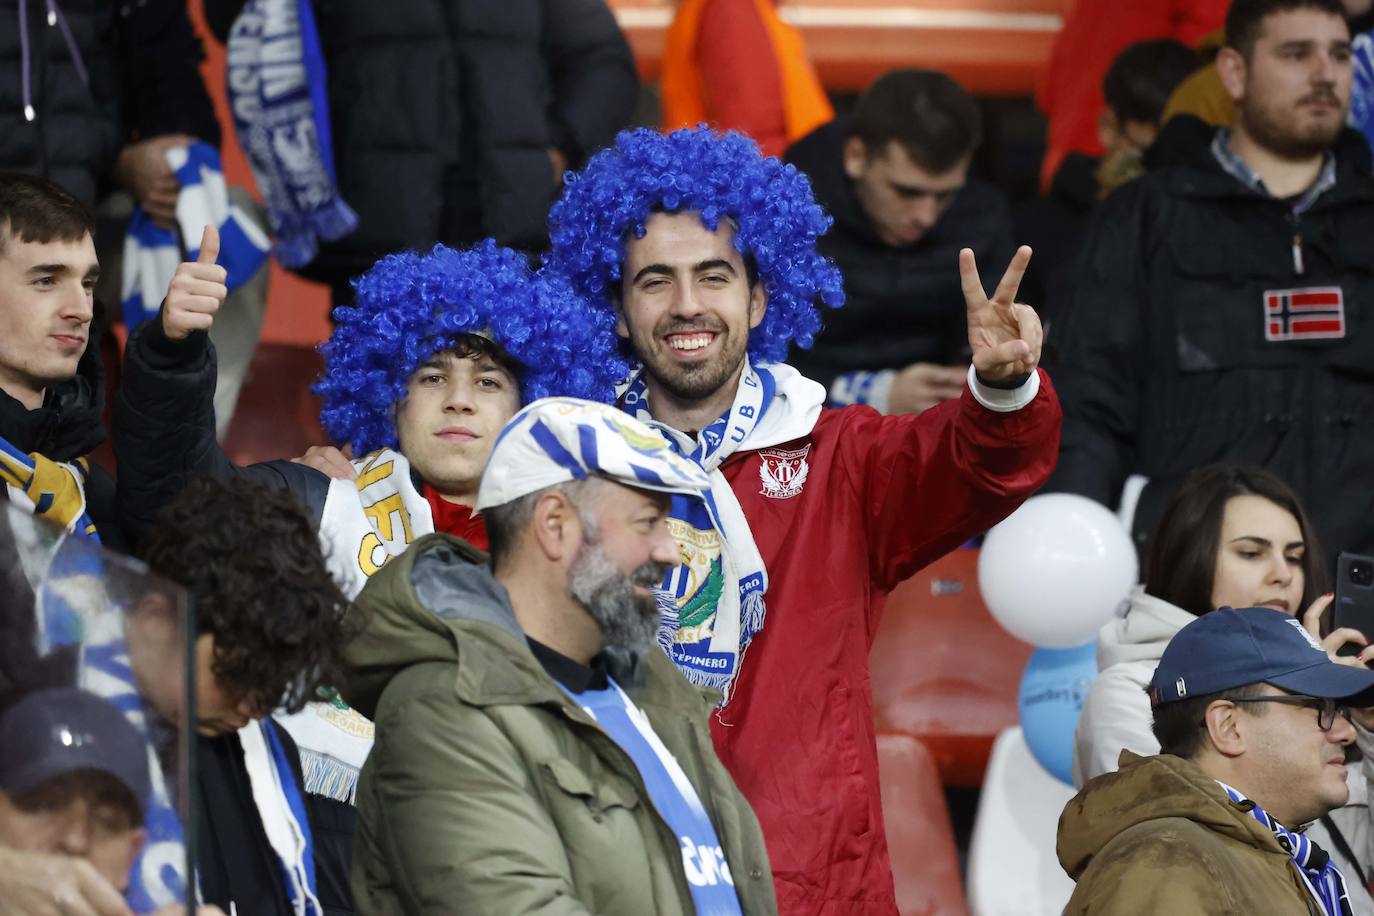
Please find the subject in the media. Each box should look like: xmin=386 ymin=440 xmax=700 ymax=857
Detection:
xmin=660 ymin=0 xmax=833 ymax=157
xmin=545 ymin=127 xmax=1061 ymax=914
xmin=1038 ymin=0 xmax=1228 ymax=190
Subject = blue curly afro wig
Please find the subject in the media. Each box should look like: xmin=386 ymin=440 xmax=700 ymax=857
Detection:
xmin=545 ymin=127 xmax=845 ymax=365
xmin=316 ymin=240 xmax=630 ymax=455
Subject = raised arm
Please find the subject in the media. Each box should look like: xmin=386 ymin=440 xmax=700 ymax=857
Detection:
xmin=115 ymin=227 xmax=327 ymax=546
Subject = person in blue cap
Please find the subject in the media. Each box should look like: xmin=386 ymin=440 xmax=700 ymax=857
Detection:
xmin=344 ymin=397 xmax=775 ymax=915
xmin=1058 ymin=605 xmax=1374 ymax=915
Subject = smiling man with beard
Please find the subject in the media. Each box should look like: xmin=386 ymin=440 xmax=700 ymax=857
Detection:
xmin=345 ymin=397 xmax=776 ymax=915
xmin=1047 ymin=0 xmax=1374 ymax=560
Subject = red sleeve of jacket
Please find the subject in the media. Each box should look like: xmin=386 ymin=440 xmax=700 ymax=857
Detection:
xmin=695 ymin=0 xmax=789 ymax=158
xmin=842 ymin=369 xmax=1062 ymax=601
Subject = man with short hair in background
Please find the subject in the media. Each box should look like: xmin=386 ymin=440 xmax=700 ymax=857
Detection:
xmin=1059 ymin=606 xmax=1374 ymax=914
xmin=1047 ymin=0 xmax=1374 ymax=557
xmin=785 ymin=69 xmax=1015 ymax=415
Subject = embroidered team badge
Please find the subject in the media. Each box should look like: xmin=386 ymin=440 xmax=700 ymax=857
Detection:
xmin=1263 ymin=286 xmax=1345 ymax=342
xmin=758 ymin=445 xmax=810 ymax=499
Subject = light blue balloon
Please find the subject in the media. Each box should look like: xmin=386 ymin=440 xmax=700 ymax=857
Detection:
xmin=1018 ymin=641 xmax=1098 ymax=784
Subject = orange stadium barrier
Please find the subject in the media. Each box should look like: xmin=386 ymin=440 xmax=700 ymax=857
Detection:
xmin=870 ymin=547 xmax=1034 ymax=787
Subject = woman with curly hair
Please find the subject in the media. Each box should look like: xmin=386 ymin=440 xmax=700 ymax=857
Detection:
xmin=543 ymin=126 xmax=1062 ymax=914
xmin=132 ymin=475 xmax=356 ymax=916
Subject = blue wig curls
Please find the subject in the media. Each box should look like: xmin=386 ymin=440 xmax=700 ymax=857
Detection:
xmin=316 ymin=240 xmax=630 ymax=455
xmin=545 ymin=127 xmax=845 ymax=365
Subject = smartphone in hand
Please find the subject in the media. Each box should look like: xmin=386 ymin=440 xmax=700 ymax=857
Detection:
xmin=1334 ymin=552 xmax=1374 ymax=657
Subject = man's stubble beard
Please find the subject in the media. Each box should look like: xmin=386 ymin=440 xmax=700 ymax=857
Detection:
xmin=634 ymin=327 xmax=748 ymax=404
xmin=568 ymin=538 xmax=669 ymax=657
xmin=1239 ymin=94 xmax=1346 ymax=161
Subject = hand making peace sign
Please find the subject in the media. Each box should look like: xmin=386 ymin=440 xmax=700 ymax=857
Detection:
xmin=961 ymin=245 xmax=1043 ymax=384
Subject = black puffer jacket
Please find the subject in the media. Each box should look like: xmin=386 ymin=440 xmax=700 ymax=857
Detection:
xmin=0 ymin=0 xmax=219 ymax=204
xmin=783 ymin=118 xmax=1015 ymax=395
xmin=206 ymin=0 xmax=637 ymax=283
xmin=1047 ymin=115 xmax=1374 ymax=555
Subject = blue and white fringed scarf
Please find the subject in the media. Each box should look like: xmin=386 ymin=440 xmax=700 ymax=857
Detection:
xmin=621 ymin=360 xmax=824 ymax=703
xmin=240 ymin=721 xmax=323 ymax=916
xmin=120 ymin=142 xmax=271 ymax=330
xmin=1218 ymin=780 xmax=1353 ymax=916
xmin=2 ymin=439 xmax=189 ymax=912
xmin=226 ymin=0 xmax=358 ymax=269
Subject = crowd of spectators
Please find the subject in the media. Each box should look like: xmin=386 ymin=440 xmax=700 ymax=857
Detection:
xmin=3 ymin=0 xmax=1374 ymax=913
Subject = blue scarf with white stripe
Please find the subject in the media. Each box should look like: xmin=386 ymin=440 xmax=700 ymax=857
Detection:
xmin=226 ymin=0 xmax=358 ymax=269
xmin=1218 ymin=780 xmax=1353 ymax=916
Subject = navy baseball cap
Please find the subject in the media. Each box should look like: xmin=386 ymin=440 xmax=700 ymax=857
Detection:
xmin=1149 ymin=606 xmax=1374 ymax=707
xmin=0 ymin=688 xmax=151 ymax=816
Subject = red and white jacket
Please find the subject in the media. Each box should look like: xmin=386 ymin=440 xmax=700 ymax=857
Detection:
xmin=708 ymin=368 xmax=1061 ymax=914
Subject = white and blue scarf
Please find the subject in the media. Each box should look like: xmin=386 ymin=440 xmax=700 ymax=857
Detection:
xmin=1218 ymin=780 xmax=1353 ymax=916
xmin=120 ymin=142 xmax=271 ymax=330
xmin=240 ymin=721 xmax=323 ymax=916
xmin=621 ymin=360 xmax=823 ymax=702
xmin=226 ymin=0 xmax=358 ymax=269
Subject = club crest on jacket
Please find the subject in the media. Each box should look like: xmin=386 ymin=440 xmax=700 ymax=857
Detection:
xmin=758 ymin=445 xmax=810 ymax=499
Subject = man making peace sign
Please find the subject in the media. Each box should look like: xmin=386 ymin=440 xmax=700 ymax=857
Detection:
xmin=544 ymin=127 xmax=1062 ymax=915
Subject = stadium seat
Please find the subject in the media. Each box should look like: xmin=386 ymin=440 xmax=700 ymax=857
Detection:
xmin=870 ymin=548 xmax=1033 ymax=786
xmin=965 ymin=726 xmax=1076 ymax=916
xmin=878 ymin=732 xmax=970 ymax=916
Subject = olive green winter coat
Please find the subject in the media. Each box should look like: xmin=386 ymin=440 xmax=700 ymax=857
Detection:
xmin=1058 ymin=751 xmax=1325 ymax=915
xmin=343 ymin=533 xmax=777 ymax=915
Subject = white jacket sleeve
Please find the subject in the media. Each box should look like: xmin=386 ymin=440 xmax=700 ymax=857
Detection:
xmin=1071 ymin=662 xmax=1162 ymax=788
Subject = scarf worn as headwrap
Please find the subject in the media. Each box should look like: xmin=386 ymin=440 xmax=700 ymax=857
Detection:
xmin=226 ymin=0 xmax=357 ymax=269
xmin=1217 ymin=780 xmax=1353 ymax=916
xmin=621 ymin=359 xmax=823 ymax=704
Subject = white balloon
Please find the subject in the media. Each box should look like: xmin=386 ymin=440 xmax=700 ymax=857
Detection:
xmin=978 ymin=493 xmax=1138 ymax=648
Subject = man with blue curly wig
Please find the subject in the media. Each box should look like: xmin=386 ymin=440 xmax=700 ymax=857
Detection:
xmin=112 ymin=236 xmax=625 ymax=905
xmin=545 ymin=126 xmax=1063 ymax=914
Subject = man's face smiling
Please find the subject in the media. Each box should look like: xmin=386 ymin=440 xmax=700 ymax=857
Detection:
xmin=394 ymin=345 xmax=522 ymax=504
xmin=618 ymin=212 xmax=766 ymax=409
xmin=0 ymin=229 xmax=99 ymax=409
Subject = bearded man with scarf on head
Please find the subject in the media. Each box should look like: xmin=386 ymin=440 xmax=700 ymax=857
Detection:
xmin=543 ymin=127 xmax=1062 ymax=915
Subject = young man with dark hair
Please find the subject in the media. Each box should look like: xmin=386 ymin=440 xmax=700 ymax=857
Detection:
xmin=785 ymin=69 xmax=1017 ymax=416
xmin=0 ymin=173 xmax=113 ymax=541
xmin=1047 ymin=0 xmax=1374 ymax=557
xmin=347 ymin=398 xmax=773 ymax=913
xmin=132 ymin=475 xmax=356 ymax=915
xmin=1059 ymin=606 xmax=1374 ymax=914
